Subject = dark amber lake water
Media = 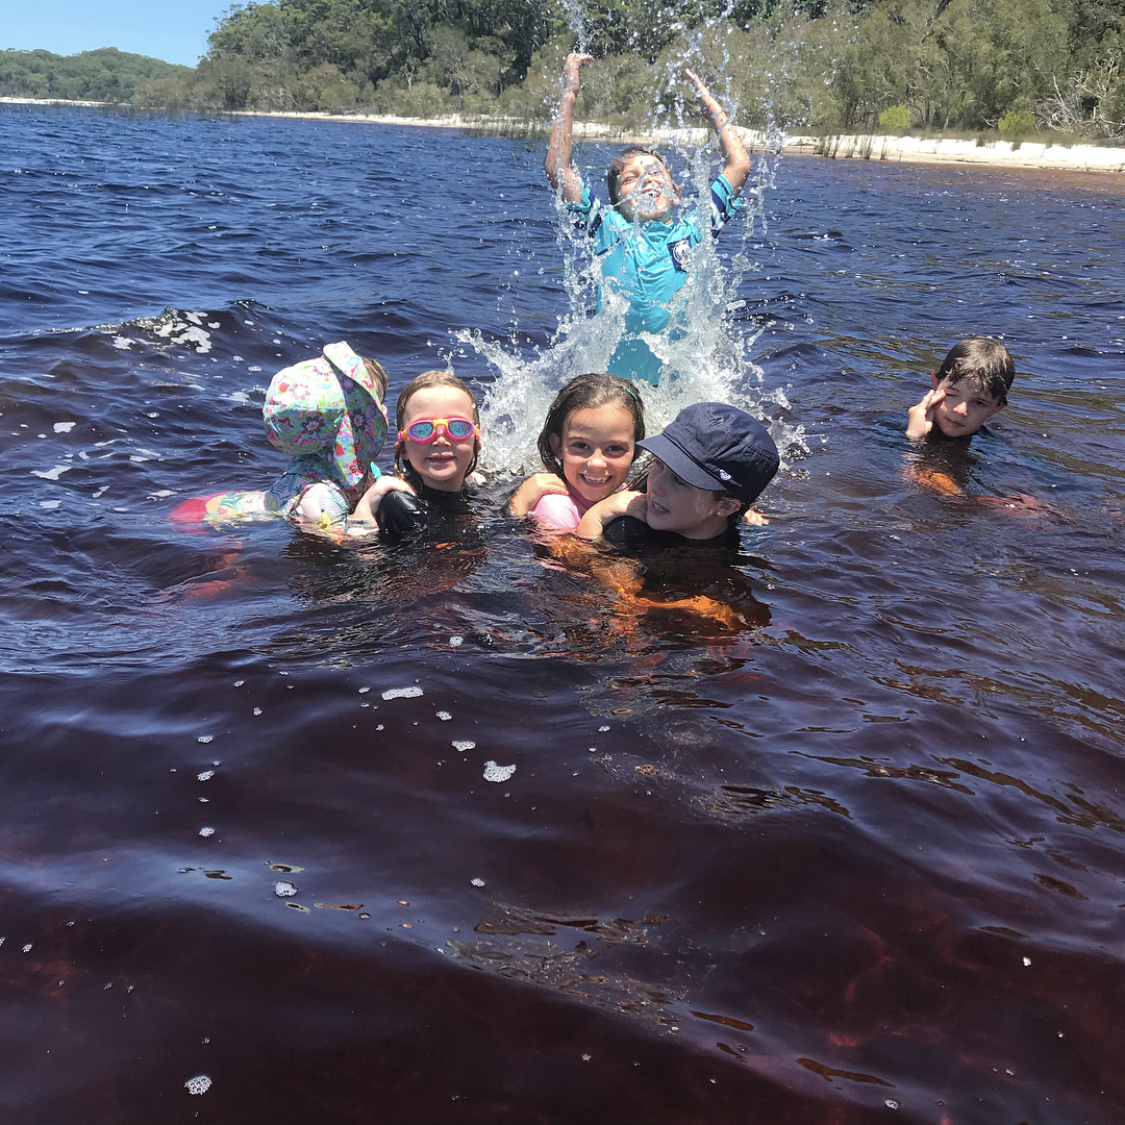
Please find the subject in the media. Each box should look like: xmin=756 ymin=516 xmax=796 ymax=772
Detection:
xmin=1 ymin=104 xmax=1123 ymax=1124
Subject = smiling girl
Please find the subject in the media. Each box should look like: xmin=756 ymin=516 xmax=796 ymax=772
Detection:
xmin=350 ymin=370 xmax=481 ymax=534
xmin=508 ymin=373 xmax=645 ymax=533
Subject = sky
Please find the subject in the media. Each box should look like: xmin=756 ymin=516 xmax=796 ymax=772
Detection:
xmin=1 ymin=0 xmax=230 ymax=67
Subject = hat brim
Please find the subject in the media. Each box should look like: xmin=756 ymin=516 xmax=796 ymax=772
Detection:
xmin=637 ymin=433 xmax=726 ymax=492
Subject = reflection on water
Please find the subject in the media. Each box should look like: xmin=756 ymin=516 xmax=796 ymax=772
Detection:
xmin=1 ymin=103 xmax=1124 ymax=1124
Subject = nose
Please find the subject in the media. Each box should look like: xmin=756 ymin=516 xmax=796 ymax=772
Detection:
xmin=953 ymin=400 xmax=969 ymax=415
xmin=588 ymin=447 xmax=607 ymax=468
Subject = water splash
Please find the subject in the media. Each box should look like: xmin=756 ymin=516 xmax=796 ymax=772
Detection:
xmin=469 ymin=0 xmax=806 ymax=480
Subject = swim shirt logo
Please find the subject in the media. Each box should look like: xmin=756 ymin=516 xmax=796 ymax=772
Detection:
xmin=670 ymin=239 xmax=692 ymax=272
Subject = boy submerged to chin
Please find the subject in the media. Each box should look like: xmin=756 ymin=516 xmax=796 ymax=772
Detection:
xmin=907 ymin=337 xmax=1015 ymax=441
xmin=576 ymin=402 xmax=779 ymax=547
xmin=546 ymin=53 xmax=751 ymax=388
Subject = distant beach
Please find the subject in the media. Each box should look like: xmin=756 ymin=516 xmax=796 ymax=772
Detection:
xmin=5 ymin=95 xmax=1124 ymax=176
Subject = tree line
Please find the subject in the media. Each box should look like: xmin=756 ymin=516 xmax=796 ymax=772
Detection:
xmin=2 ymin=0 xmax=1122 ymax=139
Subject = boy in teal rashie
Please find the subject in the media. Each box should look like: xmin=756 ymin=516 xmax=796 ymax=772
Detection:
xmin=546 ymin=53 xmax=751 ymax=387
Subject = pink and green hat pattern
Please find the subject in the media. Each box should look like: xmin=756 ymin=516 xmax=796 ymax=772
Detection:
xmin=263 ymin=342 xmax=388 ymax=491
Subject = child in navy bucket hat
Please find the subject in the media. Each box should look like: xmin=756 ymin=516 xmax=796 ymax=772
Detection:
xmin=576 ymin=402 xmax=778 ymax=546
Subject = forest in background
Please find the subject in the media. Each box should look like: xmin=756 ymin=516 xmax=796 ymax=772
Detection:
xmin=2 ymin=0 xmax=1123 ymax=139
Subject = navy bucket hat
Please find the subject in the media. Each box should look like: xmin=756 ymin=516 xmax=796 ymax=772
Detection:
xmin=637 ymin=402 xmax=779 ymax=504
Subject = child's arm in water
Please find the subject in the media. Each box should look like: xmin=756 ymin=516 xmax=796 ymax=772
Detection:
xmin=684 ymin=68 xmax=751 ymax=195
xmin=575 ymin=489 xmax=647 ymax=541
xmin=507 ymin=472 xmax=570 ymax=518
xmin=906 ymin=386 xmax=947 ymax=439
xmin=349 ymin=474 xmax=417 ymax=528
xmin=545 ymin=52 xmax=593 ymax=205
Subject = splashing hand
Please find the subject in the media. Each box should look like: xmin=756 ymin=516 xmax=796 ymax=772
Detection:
xmin=684 ymin=68 xmax=723 ymax=119
xmin=562 ymin=52 xmax=594 ymax=96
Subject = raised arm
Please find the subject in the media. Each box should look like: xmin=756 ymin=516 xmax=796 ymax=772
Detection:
xmin=546 ymin=52 xmax=593 ymax=204
xmin=685 ymin=68 xmax=751 ymax=195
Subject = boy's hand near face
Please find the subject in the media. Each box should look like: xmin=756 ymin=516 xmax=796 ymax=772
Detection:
xmin=906 ymin=386 xmax=946 ymax=439
xmin=685 ymin=68 xmax=750 ymax=195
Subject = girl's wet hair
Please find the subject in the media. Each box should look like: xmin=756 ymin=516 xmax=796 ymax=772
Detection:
xmin=394 ymin=369 xmax=481 ymax=486
xmin=538 ymin=372 xmax=645 ymax=478
xmin=607 ymin=146 xmax=673 ymax=205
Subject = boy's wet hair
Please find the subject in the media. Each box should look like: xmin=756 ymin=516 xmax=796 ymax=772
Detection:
xmin=394 ymin=369 xmax=481 ymax=485
xmin=607 ymin=146 xmax=673 ymax=205
xmin=538 ymin=372 xmax=645 ymax=479
xmin=937 ymin=337 xmax=1015 ymax=405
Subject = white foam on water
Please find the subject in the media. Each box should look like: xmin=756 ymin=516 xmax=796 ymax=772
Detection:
xmin=274 ymin=881 xmax=298 ymax=898
xmin=53 ymin=422 xmax=75 ymax=433
xmin=382 ymin=686 xmax=423 ymax=700
xmin=184 ymin=1075 xmax=212 ymax=1096
xmin=197 ymin=735 xmax=213 ymax=744
xmin=39 ymin=500 xmax=61 ymax=509
xmin=31 ymin=465 xmax=71 ymax=480
xmin=453 ymin=740 xmax=475 ymax=752
xmin=470 ymin=877 xmax=485 ymax=887
xmin=482 ymin=761 xmax=516 ymax=783
xmin=198 ymin=827 xmax=215 ymax=837
xmin=436 ymin=711 xmax=452 ymax=721
xmin=196 ymin=770 xmax=214 ymax=782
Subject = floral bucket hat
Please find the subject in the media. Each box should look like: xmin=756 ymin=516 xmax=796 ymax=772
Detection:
xmin=263 ymin=342 xmax=388 ymax=490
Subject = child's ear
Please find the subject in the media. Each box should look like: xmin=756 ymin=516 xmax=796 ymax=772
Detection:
xmin=931 ymin=372 xmax=941 ymax=391
xmin=548 ymin=433 xmax=561 ymax=455
xmin=716 ymin=496 xmax=740 ymax=519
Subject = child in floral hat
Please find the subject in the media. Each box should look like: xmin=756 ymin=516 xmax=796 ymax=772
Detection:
xmin=171 ymin=342 xmax=388 ymax=533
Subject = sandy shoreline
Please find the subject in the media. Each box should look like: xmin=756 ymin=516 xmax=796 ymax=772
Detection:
xmin=5 ymin=96 xmax=1124 ymax=175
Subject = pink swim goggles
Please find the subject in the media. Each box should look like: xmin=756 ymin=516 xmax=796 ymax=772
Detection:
xmin=398 ymin=417 xmax=477 ymax=444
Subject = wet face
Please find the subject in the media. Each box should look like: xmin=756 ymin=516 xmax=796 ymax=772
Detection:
xmin=931 ymin=375 xmax=1004 ymax=437
xmin=549 ymin=404 xmax=636 ymax=505
xmin=399 ymin=386 xmax=478 ymax=492
xmin=615 ymin=154 xmax=677 ymax=224
xmin=644 ymin=458 xmax=739 ymax=539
